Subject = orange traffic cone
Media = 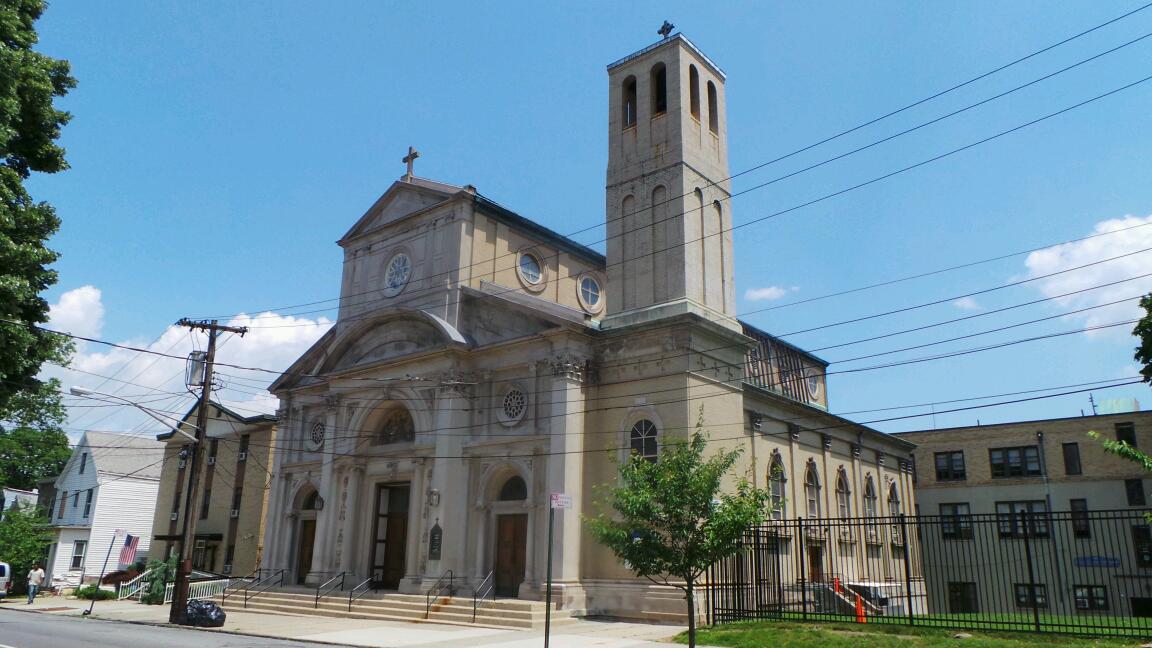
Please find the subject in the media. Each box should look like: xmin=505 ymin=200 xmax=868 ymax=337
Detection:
xmin=855 ymin=593 xmax=867 ymax=624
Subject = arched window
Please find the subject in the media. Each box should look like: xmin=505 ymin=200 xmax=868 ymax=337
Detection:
xmin=768 ymin=454 xmax=786 ymax=520
xmin=630 ymin=419 xmax=658 ymax=463
xmin=302 ymin=490 xmax=320 ymax=511
xmin=804 ymin=462 xmax=821 ymax=519
xmin=376 ymin=407 xmax=414 ymax=445
xmin=888 ymin=484 xmax=901 ymax=516
xmin=688 ymin=64 xmax=700 ymax=119
xmin=622 ymin=76 xmax=637 ymax=129
xmin=863 ymin=475 xmax=877 ymax=518
xmin=498 ymin=476 xmax=527 ymax=501
xmin=706 ymin=81 xmax=719 ymax=133
xmin=650 ymin=62 xmax=667 ymax=115
xmin=836 ymin=469 xmax=851 ymax=519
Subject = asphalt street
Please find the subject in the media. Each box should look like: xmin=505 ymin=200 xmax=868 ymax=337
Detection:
xmin=0 ymin=609 xmax=333 ymax=648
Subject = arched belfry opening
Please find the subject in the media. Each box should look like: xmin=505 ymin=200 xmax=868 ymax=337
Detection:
xmin=650 ymin=62 xmax=667 ymax=115
xmin=707 ymin=80 xmax=718 ymax=133
xmin=622 ymin=76 xmax=637 ymax=129
xmin=688 ymin=64 xmax=700 ymax=119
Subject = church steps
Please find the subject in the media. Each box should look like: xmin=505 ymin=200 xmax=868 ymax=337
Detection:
xmin=221 ymin=589 xmax=572 ymax=630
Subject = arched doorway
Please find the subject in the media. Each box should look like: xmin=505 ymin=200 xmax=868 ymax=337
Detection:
xmin=493 ymin=475 xmax=528 ymax=598
xmin=294 ymin=487 xmax=320 ymax=584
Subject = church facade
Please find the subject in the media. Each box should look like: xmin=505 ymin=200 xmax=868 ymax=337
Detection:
xmin=262 ymin=34 xmax=917 ymax=620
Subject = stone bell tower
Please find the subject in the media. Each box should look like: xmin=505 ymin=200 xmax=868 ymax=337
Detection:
xmin=603 ymin=34 xmax=737 ymax=329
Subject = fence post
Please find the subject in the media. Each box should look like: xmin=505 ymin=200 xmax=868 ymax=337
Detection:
xmin=797 ymin=517 xmax=807 ymax=622
xmin=775 ymin=525 xmax=784 ymax=619
xmin=899 ymin=514 xmax=914 ymax=627
xmin=1021 ymin=511 xmax=1042 ymax=633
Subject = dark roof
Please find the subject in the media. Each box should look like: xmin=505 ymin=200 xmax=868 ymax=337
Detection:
xmin=155 ymin=400 xmax=276 ymax=441
xmin=894 ymin=408 xmax=1151 ymax=436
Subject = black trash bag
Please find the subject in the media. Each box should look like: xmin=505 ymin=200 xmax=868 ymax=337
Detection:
xmin=185 ymin=598 xmax=227 ymax=627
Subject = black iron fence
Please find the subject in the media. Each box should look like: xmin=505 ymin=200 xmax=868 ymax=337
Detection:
xmin=706 ymin=510 xmax=1152 ymax=636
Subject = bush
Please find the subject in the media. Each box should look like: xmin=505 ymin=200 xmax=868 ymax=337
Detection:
xmin=101 ymin=568 xmax=139 ymax=585
xmin=74 ymin=584 xmax=116 ymax=600
xmin=140 ymin=555 xmax=177 ymax=605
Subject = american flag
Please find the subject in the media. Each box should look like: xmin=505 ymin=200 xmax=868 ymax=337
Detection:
xmin=119 ymin=534 xmax=140 ymax=565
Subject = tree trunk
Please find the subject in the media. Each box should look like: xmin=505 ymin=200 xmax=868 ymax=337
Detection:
xmin=686 ymin=576 xmax=696 ymax=648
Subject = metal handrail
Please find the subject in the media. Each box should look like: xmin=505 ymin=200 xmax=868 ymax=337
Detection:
xmin=425 ymin=570 xmax=454 ymax=619
xmin=243 ymin=568 xmax=285 ymax=608
xmin=222 ymin=567 xmax=264 ymax=602
xmin=314 ymin=571 xmax=346 ymax=608
xmin=347 ymin=575 xmax=378 ymax=612
xmin=472 ymin=570 xmax=495 ymax=623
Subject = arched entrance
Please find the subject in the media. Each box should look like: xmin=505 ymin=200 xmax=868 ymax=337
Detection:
xmin=294 ymin=487 xmax=320 ymax=584
xmin=493 ymin=475 xmax=528 ymax=597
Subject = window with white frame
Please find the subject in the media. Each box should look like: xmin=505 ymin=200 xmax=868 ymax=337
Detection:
xmin=629 ymin=419 xmax=658 ymax=463
xmin=804 ymin=463 xmax=821 ymax=519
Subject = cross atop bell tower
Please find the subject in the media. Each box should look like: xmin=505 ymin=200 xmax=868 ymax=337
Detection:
xmin=602 ymin=35 xmax=737 ymax=330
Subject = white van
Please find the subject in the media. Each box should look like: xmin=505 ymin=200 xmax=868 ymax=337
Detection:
xmin=0 ymin=561 xmax=10 ymax=599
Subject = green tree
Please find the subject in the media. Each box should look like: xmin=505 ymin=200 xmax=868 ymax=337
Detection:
xmin=585 ymin=417 xmax=772 ymax=648
xmin=0 ymin=376 xmax=70 ymax=489
xmin=0 ymin=502 xmax=53 ymax=594
xmin=1135 ymin=293 xmax=1152 ymax=386
xmin=0 ymin=0 xmax=76 ymax=412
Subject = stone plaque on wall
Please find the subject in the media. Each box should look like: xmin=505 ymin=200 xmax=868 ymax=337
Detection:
xmin=428 ymin=521 xmax=443 ymax=561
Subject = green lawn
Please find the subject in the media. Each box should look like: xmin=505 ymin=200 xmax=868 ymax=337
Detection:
xmin=768 ymin=612 xmax=1152 ymax=636
xmin=678 ymin=621 xmax=1152 ymax=648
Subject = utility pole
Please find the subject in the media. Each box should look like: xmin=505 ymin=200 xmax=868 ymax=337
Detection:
xmin=169 ymin=318 xmax=247 ymax=624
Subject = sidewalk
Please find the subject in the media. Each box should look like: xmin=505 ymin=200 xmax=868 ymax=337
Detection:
xmin=2 ymin=596 xmax=689 ymax=647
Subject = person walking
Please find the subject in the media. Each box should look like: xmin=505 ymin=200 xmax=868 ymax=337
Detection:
xmin=26 ymin=563 xmax=45 ymax=604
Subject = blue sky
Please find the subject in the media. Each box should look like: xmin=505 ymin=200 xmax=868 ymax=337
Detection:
xmin=31 ymin=1 xmax=1152 ymax=436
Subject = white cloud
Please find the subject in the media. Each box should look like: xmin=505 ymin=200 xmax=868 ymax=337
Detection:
xmin=744 ymin=285 xmax=796 ymax=301
xmin=47 ymin=288 xmax=332 ymax=439
xmin=953 ymin=296 xmax=982 ymax=311
xmin=1024 ymin=214 xmax=1152 ymax=332
xmin=48 ymin=286 xmax=105 ymax=339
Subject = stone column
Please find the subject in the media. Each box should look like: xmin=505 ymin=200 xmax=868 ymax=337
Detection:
xmin=423 ymin=376 xmax=471 ymax=580
xmin=546 ymin=355 xmax=587 ymax=584
xmin=401 ymin=458 xmax=426 ymax=591
xmin=307 ymin=396 xmax=339 ymax=584
xmin=261 ymin=405 xmax=291 ymax=571
xmin=338 ymin=464 xmax=364 ymax=576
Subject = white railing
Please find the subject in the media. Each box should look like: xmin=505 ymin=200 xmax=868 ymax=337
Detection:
xmin=117 ymin=569 xmax=154 ymax=601
xmin=163 ymin=578 xmax=232 ymax=604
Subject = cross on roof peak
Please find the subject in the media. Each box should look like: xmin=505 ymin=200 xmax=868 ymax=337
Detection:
xmin=402 ymin=146 xmax=420 ymax=181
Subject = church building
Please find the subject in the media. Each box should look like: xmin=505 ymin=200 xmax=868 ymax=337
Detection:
xmin=262 ymin=33 xmax=917 ymax=621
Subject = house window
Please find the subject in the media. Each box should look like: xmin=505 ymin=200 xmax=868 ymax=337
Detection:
xmin=1073 ymin=585 xmax=1108 ymax=610
xmin=225 ymin=544 xmax=235 ymax=566
xmin=863 ymin=476 xmax=877 ymax=518
xmin=650 ymin=62 xmax=667 ymax=115
xmin=630 ymin=419 xmax=658 ymax=463
xmin=209 ymin=439 xmax=219 ymax=462
xmin=888 ymin=484 xmax=904 ymax=543
xmin=621 ymin=76 xmax=637 ymax=128
xmin=1126 ymin=479 xmax=1147 ymax=506
xmin=996 ymin=500 xmax=1049 ymax=538
xmin=989 ymin=446 xmax=1042 ymax=478
xmin=768 ymin=455 xmax=786 ymax=520
xmin=804 ymin=463 xmax=821 ymax=519
xmin=940 ymin=503 xmax=972 ymax=540
xmin=200 ymin=488 xmax=211 ymax=520
xmin=835 ymin=470 xmax=851 ymax=519
xmin=947 ymin=582 xmax=979 ymax=613
xmin=79 ymin=452 xmax=88 ymax=474
xmin=1070 ymin=499 xmax=1091 ymax=538
xmin=73 ymin=492 xmax=79 ymax=508
xmin=1116 ymin=422 xmax=1137 ymax=447
xmin=1062 ymin=443 xmax=1082 ymax=476
xmin=1132 ymin=526 xmax=1152 ymax=568
xmin=58 ymin=490 xmax=66 ymax=518
xmin=82 ymin=489 xmax=93 ymax=518
xmin=1014 ymin=583 xmax=1048 ymax=608
xmin=232 ymin=488 xmax=243 ymax=511
xmin=70 ymin=540 xmax=87 ymax=570
xmin=238 ymin=434 xmax=250 ymax=456
xmin=934 ymin=451 xmax=965 ymax=481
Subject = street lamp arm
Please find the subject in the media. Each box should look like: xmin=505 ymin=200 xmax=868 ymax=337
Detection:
xmin=69 ymin=386 xmax=198 ymax=443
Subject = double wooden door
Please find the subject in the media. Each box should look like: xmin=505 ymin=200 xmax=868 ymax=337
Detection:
xmin=370 ymin=484 xmax=410 ymax=590
xmin=296 ymin=519 xmax=316 ymax=584
xmin=494 ymin=514 xmax=528 ymax=597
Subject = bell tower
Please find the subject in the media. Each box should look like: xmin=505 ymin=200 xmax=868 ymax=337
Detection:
xmin=603 ymin=34 xmax=737 ymax=329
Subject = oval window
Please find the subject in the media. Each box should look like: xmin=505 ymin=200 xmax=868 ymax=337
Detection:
xmin=382 ymin=252 xmax=412 ymax=297
xmin=518 ymin=252 xmax=543 ymax=285
xmin=579 ymin=276 xmax=602 ymax=311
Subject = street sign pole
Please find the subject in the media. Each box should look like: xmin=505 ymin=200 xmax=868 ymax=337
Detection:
xmin=545 ymin=493 xmax=572 ymax=648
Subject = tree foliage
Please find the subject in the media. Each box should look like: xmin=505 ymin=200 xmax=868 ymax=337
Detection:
xmin=585 ymin=417 xmax=772 ymax=648
xmin=0 ymin=374 xmax=70 ymax=490
xmin=0 ymin=0 xmax=76 ymax=412
xmin=1135 ymin=293 xmax=1152 ymax=386
xmin=141 ymin=555 xmax=177 ymax=605
xmin=0 ymin=502 xmax=53 ymax=594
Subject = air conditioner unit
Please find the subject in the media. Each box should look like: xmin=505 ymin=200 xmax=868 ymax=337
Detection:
xmin=237 ymin=452 xmax=247 ymax=462
xmin=170 ymin=512 xmax=179 ymax=521
xmin=207 ymin=456 xmax=216 ymax=466
xmin=222 ymin=564 xmax=232 ymax=574
xmin=194 ymin=540 xmax=206 ymax=549
xmin=230 ymin=509 xmax=240 ymax=518
xmin=178 ymin=459 xmax=186 ymax=469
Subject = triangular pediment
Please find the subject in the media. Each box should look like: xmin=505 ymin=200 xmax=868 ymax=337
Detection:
xmin=340 ymin=178 xmax=465 ymax=244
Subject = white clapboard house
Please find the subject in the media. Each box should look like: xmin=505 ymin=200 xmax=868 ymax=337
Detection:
xmin=45 ymin=431 xmax=165 ymax=588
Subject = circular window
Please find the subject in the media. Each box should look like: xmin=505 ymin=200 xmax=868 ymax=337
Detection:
xmin=517 ymin=251 xmax=544 ymax=287
xmin=577 ymin=275 xmax=603 ymax=313
xmin=498 ymin=387 xmax=527 ymax=426
xmin=382 ymin=252 xmax=412 ymax=297
xmin=806 ymin=368 xmax=822 ymax=400
xmin=309 ymin=421 xmax=326 ymax=450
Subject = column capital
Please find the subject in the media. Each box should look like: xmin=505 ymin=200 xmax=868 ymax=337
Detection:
xmin=325 ymin=394 xmax=340 ymax=412
xmin=551 ymin=354 xmax=592 ymax=383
